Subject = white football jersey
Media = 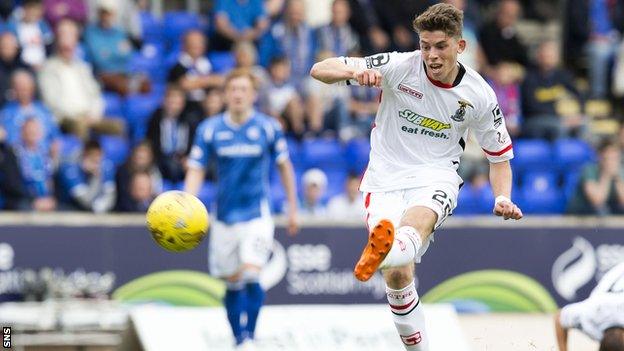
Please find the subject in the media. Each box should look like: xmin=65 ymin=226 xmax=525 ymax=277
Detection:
xmin=341 ymin=51 xmax=513 ymax=192
xmin=560 ymin=262 xmax=624 ymax=340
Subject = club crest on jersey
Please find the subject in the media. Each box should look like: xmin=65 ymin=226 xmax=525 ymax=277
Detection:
xmin=397 ymin=83 xmax=423 ymax=99
xmin=399 ymin=109 xmax=450 ymax=131
xmin=246 ymin=127 xmax=260 ymax=140
xmin=450 ymin=100 xmax=474 ymax=122
xmin=365 ymin=53 xmax=390 ymax=68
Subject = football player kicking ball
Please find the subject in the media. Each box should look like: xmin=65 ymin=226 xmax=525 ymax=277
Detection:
xmin=310 ymin=3 xmax=522 ymax=350
xmin=555 ymin=262 xmax=624 ymax=351
xmin=184 ymin=69 xmax=298 ymax=349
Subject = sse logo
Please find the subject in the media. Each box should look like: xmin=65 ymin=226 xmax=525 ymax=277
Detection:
xmin=3 ymin=327 xmax=10 ymax=348
xmin=400 ymin=331 xmax=422 ymax=345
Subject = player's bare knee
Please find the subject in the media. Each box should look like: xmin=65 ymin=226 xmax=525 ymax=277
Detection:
xmin=383 ymin=265 xmax=413 ymax=289
xmin=400 ymin=207 xmax=437 ymax=239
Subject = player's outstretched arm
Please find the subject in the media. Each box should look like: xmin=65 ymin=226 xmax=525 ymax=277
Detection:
xmin=310 ymin=57 xmax=382 ymax=87
xmin=489 ymin=160 xmax=523 ymax=220
xmin=184 ymin=167 xmax=205 ymax=197
xmin=277 ymin=158 xmax=298 ymax=235
xmin=554 ymin=310 xmax=569 ymax=351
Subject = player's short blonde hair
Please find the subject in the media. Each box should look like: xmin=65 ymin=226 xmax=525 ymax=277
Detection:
xmin=413 ymin=3 xmax=463 ymax=38
xmin=224 ymin=68 xmax=259 ymax=91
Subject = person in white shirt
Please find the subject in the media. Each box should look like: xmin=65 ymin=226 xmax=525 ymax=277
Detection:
xmin=327 ymin=172 xmax=365 ymax=219
xmin=555 ymin=262 xmax=624 ymax=351
xmin=310 ymin=3 xmax=522 ymax=350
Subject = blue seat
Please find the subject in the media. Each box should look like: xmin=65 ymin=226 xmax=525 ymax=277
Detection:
xmin=140 ymin=11 xmax=163 ymax=44
xmin=103 ymin=92 xmax=123 ymax=117
xmin=270 ymin=177 xmax=286 ymax=214
xmin=123 ymin=94 xmax=161 ymax=142
xmin=563 ymin=170 xmax=581 ymax=202
xmin=455 ymin=183 xmax=494 ymax=215
xmin=553 ymin=138 xmax=594 ymax=172
xmin=511 ymin=139 xmax=553 ymax=172
xmin=208 ymin=51 xmax=236 ymax=74
xmin=324 ymin=169 xmax=347 ymax=199
xmin=522 ymin=171 xmax=558 ymax=192
xmin=302 ymin=138 xmax=344 ymax=170
xmin=344 ymin=137 xmax=370 ymax=175
xmin=162 ymin=12 xmax=203 ymax=49
xmin=99 ymin=135 xmax=129 ymax=166
xmin=519 ymin=187 xmax=565 ymax=214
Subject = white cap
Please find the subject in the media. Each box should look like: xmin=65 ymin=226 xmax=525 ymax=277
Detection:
xmin=302 ymin=168 xmax=327 ymax=189
xmin=98 ymin=0 xmax=118 ymax=12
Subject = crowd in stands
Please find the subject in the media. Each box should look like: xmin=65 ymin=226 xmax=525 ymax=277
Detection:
xmin=0 ymin=0 xmax=623 ymax=217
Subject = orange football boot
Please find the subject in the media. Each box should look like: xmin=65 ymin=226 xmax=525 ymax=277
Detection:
xmin=353 ymin=219 xmax=395 ymax=281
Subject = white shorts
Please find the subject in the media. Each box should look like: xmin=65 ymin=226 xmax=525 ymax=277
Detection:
xmin=208 ymin=215 xmax=275 ymax=278
xmin=363 ymin=182 xmax=459 ymax=263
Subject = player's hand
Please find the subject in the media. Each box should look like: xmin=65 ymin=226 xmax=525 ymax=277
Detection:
xmin=287 ymin=211 xmax=298 ymax=236
xmin=493 ymin=200 xmax=523 ymax=220
xmin=354 ymin=69 xmax=382 ymax=87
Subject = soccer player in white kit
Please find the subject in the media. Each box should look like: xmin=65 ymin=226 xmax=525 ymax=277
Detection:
xmin=310 ymin=3 xmax=523 ymax=350
xmin=555 ymin=262 xmax=624 ymax=351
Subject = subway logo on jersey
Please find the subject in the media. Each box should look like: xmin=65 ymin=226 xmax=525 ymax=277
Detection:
xmin=399 ymin=109 xmax=451 ymax=132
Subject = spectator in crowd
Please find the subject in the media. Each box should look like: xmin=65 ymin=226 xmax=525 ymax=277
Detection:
xmin=315 ymin=0 xmax=359 ymax=57
xmin=87 ymin=0 xmax=142 ymax=46
xmin=568 ymin=138 xmax=624 ymax=216
xmin=487 ymin=62 xmax=523 ymax=137
xmin=614 ymin=39 xmax=624 ymax=98
xmin=57 ymin=139 xmax=116 ymax=213
xmin=39 ymin=19 xmax=123 ymax=140
xmin=299 ymin=167 xmax=327 ymax=216
xmin=444 ymin=0 xmax=482 ymax=70
xmin=0 ymin=32 xmax=29 ymax=107
xmin=0 ymin=126 xmax=28 ymax=210
xmin=265 ymin=0 xmax=286 ymax=20
xmin=145 ymin=85 xmax=197 ymax=182
xmin=346 ymin=0 xmax=390 ymax=54
xmin=83 ymin=0 xmax=150 ymax=96
xmin=304 ymin=50 xmax=350 ymax=135
xmin=263 ymin=56 xmax=305 ymax=136
xmin=14 ymin=118 xmax=57 ymax=211
xmin=43 ymin=0 xmax=88 ymax=29
xmin=213 ymin=0 xmax=269 ymax=51
xmin=233 ymin=41 xmax=270 ymax=90
xmin=327 ymin=173 xmax=364 ymax=219
xmin=478 ymin=0 xmax=528 ymax=67
xmin=203 ymin=87 xmax=225 ymax=117
xmin=117 ymin=170 xmax=155 ymax=212
xmin=6 ymin=0 xmax=54 ymax=69
xmin=0 ymin=70 xmax=60 ymax=162
xmin=302 ymin=0 xmax=332 ymax=27
xmin=260 ymin=0 xmax=315 ymax=88
xmin=168 ymin=30 xmax=224 ymax=118
xmin=371 ymin=0 xmax=429 ymax=51
xmin=115 ymin=142 xmax=162 ymax=212
xmin=521 ymin=40 xmax=583 ymax=140
xmin=563 ymin=0 xmax=624 ymax=98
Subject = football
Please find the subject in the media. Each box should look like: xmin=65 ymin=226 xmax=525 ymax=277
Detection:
xmin=146 ymin=191 xmax=209 ymax=252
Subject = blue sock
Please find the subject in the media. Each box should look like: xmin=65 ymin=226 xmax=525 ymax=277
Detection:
xmin=224 ymin=288 xmax=247 ymax=345
xmin=245 ymin=282 xmax=265 ymax=339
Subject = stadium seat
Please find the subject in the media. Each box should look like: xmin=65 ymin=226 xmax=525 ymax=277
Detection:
xmin=553 ymin=138 xmax=594 ymax=172
xmin=103 ymin=92 xmax=123 ymax=117
xmin=454 ymin=183 xmax=494 ymax=215
xmin=140 ymin=11 xmax=163 ymax=44
xmin=99 ymin=135 xmax=130 ymax=166
xmin=563 ymin=170 xmax=581 ymax=202
xmin=208 ymin=51 xmax=236 ymax=74
xmin=522 ymin=171 xmax=558 ymax=193
xmin=518 ymin=172 xmax=566 ymax=214
xmin=162 ymin=12 xmax=203 ymax=49
xmin=270 ymin=177 xmax=286 ymax=213
xmin=344 ymin=138 xmax=370 ymax=175
xmin=123 ymin=94 xmax=161 ymax=143
xmin=324 ymin=169 xmax=347 ymax=199
xmin=302 ymin=138 xmax=344 ymax=170
xmin=511 ymin=139 xmax=553 ymax=172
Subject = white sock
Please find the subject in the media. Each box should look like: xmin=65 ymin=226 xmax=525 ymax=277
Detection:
xmin=380 ymin=226 xmax=422 ymax=269
xmin=386 ymin=280 xmax=429 ymax=350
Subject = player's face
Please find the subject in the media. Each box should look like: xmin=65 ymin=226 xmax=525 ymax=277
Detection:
xmin=419 ymin=30 xmax=465 ymax=84
xmin=224 ymin=76 xmax=257 ymax=114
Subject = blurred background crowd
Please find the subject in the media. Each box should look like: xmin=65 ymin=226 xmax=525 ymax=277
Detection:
xmin=0 ymin=0 xmax=623 ymax=217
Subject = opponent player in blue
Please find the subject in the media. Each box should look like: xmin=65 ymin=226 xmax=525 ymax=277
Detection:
xmin=184 ymin=68 xmax=298 ymax=349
